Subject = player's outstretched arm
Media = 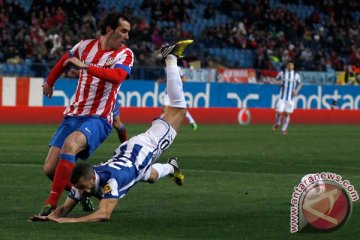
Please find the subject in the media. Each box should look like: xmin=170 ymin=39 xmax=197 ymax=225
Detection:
xmin=51 ymin=198 xmax=118 ymax=223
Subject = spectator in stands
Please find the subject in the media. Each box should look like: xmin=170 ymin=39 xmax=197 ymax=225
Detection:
xmin=2 ymin=0 xmax=360 ymax=72
xmin=31 ymin=53 xmax=47 ymax=77
xmin=203 ymin=3 xmax=215 ymax=19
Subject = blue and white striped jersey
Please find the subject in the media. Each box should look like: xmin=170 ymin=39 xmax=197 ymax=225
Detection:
xmin=69 ymin=118 xmax=177 ymax=201
xmin=277 ymin=70 xmax=301 ymax=101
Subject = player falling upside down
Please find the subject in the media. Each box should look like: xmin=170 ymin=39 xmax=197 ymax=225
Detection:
xmin=273 ymin=61 xmax=302 ymax=135
xmin=29 ymin=40 xmax=193 ymax=223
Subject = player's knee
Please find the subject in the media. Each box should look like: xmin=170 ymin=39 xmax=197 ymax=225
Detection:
xmin=43 ymin=165 xmax=54 ymax=180
xmin=179 ymin=108 xmax=187 ymax=119
xmin=113 ymin=121 xmax=122 ymax=130
xmin=62 ymin=137 xmax=85 ymax=154
xmin=147 ymin=170 xmax=159 ymax=184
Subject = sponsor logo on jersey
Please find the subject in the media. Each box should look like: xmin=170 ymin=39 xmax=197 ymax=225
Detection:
xmin=103 ymin=184 xmax=112 ymax=194
xmin=105 ymin=57 xmax=115 ymax=66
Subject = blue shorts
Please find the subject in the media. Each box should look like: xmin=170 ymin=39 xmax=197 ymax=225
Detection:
xmin=49 ymin=115 xmax=112 ymax=160
xmin=113 ymin=101 xmax=121 ymax=117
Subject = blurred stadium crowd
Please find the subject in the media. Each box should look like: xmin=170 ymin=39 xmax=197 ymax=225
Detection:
xmin=1 ymin=0 xmax=360 ymax=78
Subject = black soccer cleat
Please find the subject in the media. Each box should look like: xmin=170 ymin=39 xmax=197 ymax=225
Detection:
xmin=81 ymin=196 xmax=94 ymax=212
xmin=161 ymin=39 xmax=194 ymax=59
xmin=38 ymin=204 xmax=55 ymax=216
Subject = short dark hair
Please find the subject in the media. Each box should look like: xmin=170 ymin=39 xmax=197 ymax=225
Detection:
xmin=287 ymin=60 xmax=294 ymax=65
xmin=99 ymin=12 xmax=131 ymax=35
xmin=70 ymin=163 xmax=94 ymax=184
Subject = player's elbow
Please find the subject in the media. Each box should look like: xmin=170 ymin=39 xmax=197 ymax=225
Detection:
xmin=98 ymin=210 xmax=112 ymax=221
xmin=99 ymin=216 xmax=110 ymax=222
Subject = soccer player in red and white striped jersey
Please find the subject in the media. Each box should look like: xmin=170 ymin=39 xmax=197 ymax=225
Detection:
xmin=38 ymin=12 xmax=134 ymax=216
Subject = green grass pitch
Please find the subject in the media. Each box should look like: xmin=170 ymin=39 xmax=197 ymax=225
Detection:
xmin=0 ymin=124 xmax=359 ymax=239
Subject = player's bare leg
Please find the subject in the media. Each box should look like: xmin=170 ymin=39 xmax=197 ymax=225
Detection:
xmin=281 ymin=112 xmax=291 ymax=135
xmin=143 ymin=157 xmax=184 ymax=186
xmin=150 ymin=40 xmax=193 ymax=184
xmin=43 ymin=146 xmax=61 ymax=180
xmin=273 ymin=112 xmax=282 ymax=131
xmin=39 ymin=131 xmax=90 ymax=216
xmin=113 ymin=115 xmax=127 ymax=143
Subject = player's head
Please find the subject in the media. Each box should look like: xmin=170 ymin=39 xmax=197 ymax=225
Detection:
xmin=70 ymin=163 xmax=96 ymax=194
xmin=99 ymin=12 xmax=131 ymax=49
xmin=286 ymin=61 xmax=294 ymax=71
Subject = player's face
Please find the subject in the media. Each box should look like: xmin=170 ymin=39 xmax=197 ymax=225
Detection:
xmin=74 ymin=176 xmax=95 ymax=194
xmin=287 ymin=62 xmax=294 ymax=71
xmin=109 ymin=19 xmax=131 ymax=49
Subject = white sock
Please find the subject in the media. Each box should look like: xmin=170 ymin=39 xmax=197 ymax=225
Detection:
xmin=282 ymin=115 xmax=290 ymax=131
xmin=276 ymin=114 xmax=281 ymax=126
xmin=151 ymin=163 xmax=174 ymax=181
xmin=165 ymin=55 xmax=186 ymax=108
xmin=185 ymin=111 xmax=195 ymax=124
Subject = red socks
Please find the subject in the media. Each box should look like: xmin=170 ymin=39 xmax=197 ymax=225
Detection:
xmin=45 ymin=154 xmax=75 ymax=208
xmin=117 ymin=125 xmax=127 ymax=143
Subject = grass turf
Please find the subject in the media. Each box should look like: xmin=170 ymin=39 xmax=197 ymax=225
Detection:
xmin=0 ymin=124 xmax=359 ymax=239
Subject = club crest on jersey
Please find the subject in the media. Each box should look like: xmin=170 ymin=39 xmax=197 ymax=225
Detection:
xmin=105 ymin=57 xmax=114 ymax=66
xmin=103 ymin=184 xmax=112 ymax=194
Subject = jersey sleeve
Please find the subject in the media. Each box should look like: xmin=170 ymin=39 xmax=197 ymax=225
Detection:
xmin=68 ymin=41 xmax=82 ymax=58
xmin=102 ymin=178 xmax=120 ymax=199
xmin=113 ymin=48 xmax=134 ymax=75
xmin=295 ymin=73 xmax=301 ymax=83
xmin=276 ymin=71 xmax=282 ymax=81
xmin=68 ymin=186 xmax=81 ymax=202
xmin=46 ymin=52 xmax=70 ymax=87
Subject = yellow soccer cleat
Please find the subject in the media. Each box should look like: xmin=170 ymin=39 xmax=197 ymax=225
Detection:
xmin=167 ymin=157 xmax=185 ymax=186
xmin=161 ymin=39 xmax=194 ymax=59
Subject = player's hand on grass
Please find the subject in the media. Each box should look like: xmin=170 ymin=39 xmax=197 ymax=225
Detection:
xmin=42 ymin=82 xmax=53 ymax=98
xmin=28 ymin=215 xmax=49 ymax=222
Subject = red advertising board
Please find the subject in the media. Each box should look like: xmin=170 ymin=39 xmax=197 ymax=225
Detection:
xmin=259 ymin=70 xmax=278 ymax=84
xmin=1 ymin=107 xmax=360 ymax=125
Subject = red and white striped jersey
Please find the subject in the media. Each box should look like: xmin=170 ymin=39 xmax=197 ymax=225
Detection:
xmin=64 ymin=39 xmax=134 ymax=124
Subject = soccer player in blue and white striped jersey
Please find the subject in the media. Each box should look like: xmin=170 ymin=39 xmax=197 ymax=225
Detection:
xmin=29 ymin=40 xmax=194 ymax=223
xmin=273 ymin=61 xmax=302 ymax=135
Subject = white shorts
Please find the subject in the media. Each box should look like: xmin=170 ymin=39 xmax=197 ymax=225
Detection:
xmin=113 ymin=118 xmax=177 ymax=170
xmin=276 ymin=99 xmax=295 ymax=113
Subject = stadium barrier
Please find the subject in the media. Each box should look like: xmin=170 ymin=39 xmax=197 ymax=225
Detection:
xmin=2 ymin=77 xmax=360 ymax=109
xmin=1 ymin=106 xmax=359 ymax=124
